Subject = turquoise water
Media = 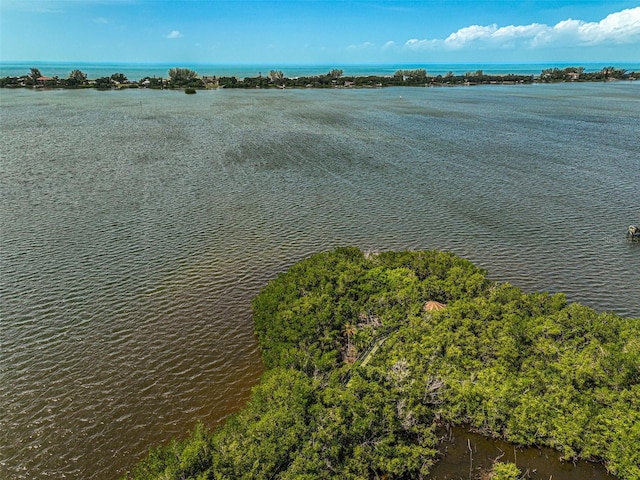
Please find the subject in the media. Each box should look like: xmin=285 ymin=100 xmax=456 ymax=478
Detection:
xmin=1 ymin=82 xmax=639 ymax=479
xmin=2 ymin=61 xmax=640 ymax=80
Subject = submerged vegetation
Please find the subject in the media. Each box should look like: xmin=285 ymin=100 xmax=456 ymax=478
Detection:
xmin=124 ymin=248 xmax=640 ymax=480
xmin=1 ymin=66 xmax=637 ymax=90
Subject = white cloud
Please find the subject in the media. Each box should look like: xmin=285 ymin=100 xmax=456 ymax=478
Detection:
xmin=404 ymin=38 xmax=440 ymax=50
xmin=403 ymin=7 xmax=640 ymax=51
xmin=166 ymin=30 xmax=183 ymax=39
xmin=550 ymin=7 xmax=640 ymax=46
xmin=382 ymin=40 xmax=396 ymax=50
xmin=93 ymin=17 xmax=109 ymax=24
xmin=442 ymin=23 xmax=548 ymax=49
xmin=444 ymin=24 xmax=496 ymax=48
xmin=347 ymin=41 xmax=375 ymax=50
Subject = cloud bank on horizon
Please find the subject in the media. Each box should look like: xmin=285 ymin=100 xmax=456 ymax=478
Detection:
xmin=397 ymin=7 xmax=640 ymax=51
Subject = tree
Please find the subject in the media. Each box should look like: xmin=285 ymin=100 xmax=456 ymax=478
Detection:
xmin=329 ymin=68 xmax=343 ymax=79
xmin=602 ymin=66 xmax=626 ymax=79
xmin=211 ymin=368 xmax=315 ymax=479
xmin=67 ymin=69 xmax=88 ymax=86
xmin=395 ymin=69 xmax=427 ymax=82
xmin=94 ymin=76 xmax=112 ymax=89
xmin=139 ymin=76 xmax=164 ymax=89
xmin=28 ymin=67 xmax=42 ymax=85
xmin=268 ymin=70 xmax=284 ymax=83
xmin=342 ymin=322 xmax=357 ymax=361
xmin=168 ymin=67 xmax=199 ymax=86
xmin=110 ymin=73 xmax=128 ymax=83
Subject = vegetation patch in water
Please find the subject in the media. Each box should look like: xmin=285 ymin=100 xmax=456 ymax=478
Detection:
xmin=124 ymin=248 xmax=640 ymax=480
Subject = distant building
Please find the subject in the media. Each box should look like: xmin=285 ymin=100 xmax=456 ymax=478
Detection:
xmin=202 ymin=76 xmax=219 ymax=87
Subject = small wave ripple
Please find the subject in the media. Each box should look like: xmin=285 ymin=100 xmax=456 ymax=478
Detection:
xmin=1 ymin=84 xmax=639 ymax=479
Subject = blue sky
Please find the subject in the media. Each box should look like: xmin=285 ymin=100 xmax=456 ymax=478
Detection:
xmin=1 ymin=1 xmax=639 ymax=64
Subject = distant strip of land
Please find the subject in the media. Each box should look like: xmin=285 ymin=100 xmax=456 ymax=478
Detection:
xmin=2 ymin=66 xmax=637 ymax=90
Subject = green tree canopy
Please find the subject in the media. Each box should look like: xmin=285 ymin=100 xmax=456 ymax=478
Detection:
xmin=67 ymin=69 xmax=88 ymax=86
xmin=110 ymin=73 xmax=128 ymax=83
xmin=168 ymin=67 xmax=198 ymax=82
xmin=124 ymin=248 xmax=640 ymax=480
xmin=394 ymin=69 xmax=427 ymax=80
xmin=167 ymin=68 xmax=204 ymax=88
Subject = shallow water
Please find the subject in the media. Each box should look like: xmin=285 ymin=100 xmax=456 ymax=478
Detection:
xmin=431 ymin=427 xmax=614 ymax=480
xmin=1 ymin=83 xmax=639 ymax=479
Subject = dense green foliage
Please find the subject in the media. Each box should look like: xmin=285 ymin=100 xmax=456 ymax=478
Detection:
xmin=168 ymin=68 xmax=204 ymax=88
xmin=540 ymin=66 xmax=631 ymax=81
xmin=489 ymin=462 xmax=521 ymax=480
xmin=124 ymin=248 xmax=640 ymax=480
xmin=253 ymin=248 xmax=488 ymax=375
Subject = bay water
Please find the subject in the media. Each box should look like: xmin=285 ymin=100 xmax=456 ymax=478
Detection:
xmin=3 ymin=61 xmax=640 ymax=81
xmin=1 ymin=82 xmax=639 ymax=479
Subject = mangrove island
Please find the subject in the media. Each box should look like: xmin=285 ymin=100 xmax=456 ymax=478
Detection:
xmin=123 ymin=248 xmax=640 ymax=480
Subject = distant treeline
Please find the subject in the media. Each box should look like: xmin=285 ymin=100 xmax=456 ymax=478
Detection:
xmin=1 ymin=65 xmax=637 ymax=90
xmin=123 ymin=248 xmax=640 ymax=480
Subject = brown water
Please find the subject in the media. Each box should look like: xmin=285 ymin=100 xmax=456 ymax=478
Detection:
xmin=430 ymin=427 xmax=615 ymax=480
xmin=1 ymin=83 xmax=639 ymax=479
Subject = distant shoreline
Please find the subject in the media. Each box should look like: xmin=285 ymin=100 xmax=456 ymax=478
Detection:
xmin=2 ymin=65 xmax=637 ymax=91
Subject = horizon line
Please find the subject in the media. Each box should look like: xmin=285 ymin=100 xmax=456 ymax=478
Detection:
xmin=3 ymin=60 xmax=640 ymax=65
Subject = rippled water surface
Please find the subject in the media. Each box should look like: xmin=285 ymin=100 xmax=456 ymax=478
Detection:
xmin=1 ymin=83 xmax=639 ymax=479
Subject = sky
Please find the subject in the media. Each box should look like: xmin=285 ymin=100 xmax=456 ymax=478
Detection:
xmin=1 ymin=0 xmax=639 ymax=64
